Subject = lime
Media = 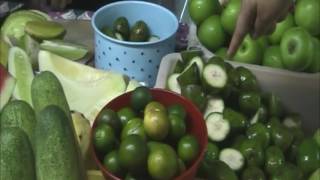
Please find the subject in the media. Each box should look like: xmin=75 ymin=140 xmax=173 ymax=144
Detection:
xmin=130 ymin=86 xmax=152 ymax=111
xmin=103 ymin=150 xmax=123 ymax=177
xmin=96 ymin=108 xmax=121 ymax=135
xmin=117 ymin=107 xmax=137 ymax=127
xmin=178 ymin=135 xmax=200 ymax=164
xmin=119 ymin=135 xmax=148 ymax=173
xmin=148 ymin=143 xmax=178 ymax=180
xmin=168 ymin=104 xmax=187 ymax=119
xmin=93 ymin=124 xmax=115 ymax=154
xmin=168 ymin=114 xmax=186 ymax=141
xmin=177 ymin=158 xmax=186 ymax=175
xmin=121 ymin=118 xmax=146 ymax=141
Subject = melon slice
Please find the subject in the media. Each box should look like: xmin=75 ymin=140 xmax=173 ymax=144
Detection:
xmin=0 ymin=65 xmax=16 ymax=110
xmin=38 ymin=50 xmax=127 ymax=122
xmin=8 ymin=47 xmax=34 ymax=106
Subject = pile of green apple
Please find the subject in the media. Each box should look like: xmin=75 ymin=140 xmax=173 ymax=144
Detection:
xmin=188 ymin=0 xmax=320 ymax=73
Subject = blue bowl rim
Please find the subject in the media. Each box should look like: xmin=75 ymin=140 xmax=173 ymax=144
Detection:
xmin=91 ymin=1 xmax=179 ymax=46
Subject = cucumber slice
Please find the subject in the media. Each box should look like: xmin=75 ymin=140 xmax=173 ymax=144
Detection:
xmin=203 ymin=96 xmax=224 ymax=119
xmin=283 ymin=114 xmax=301 ymax=129
xmin=173 ymin=60 xmax=185 ymax=74
xmin=177 ymin=63 xmax=200 ymax=87
xmin=223 ymin=108 xmax=247 ymax=133
xmin=148 ymin=35 xmax=160 ymax=42
xmin=166 ymin=73 xmax=181 ymax=94
xmin=185 ymin=56 xmax=204 ymax=75
xmin=219 ymin=148 xmax=244 ymax=171
xmin=206 ymin=113 xmax=230 ymax=142
xmin=202 ymin=58 xmax=227 ymax=92
xmin=40 ymin=40 xmax=89 ymax=61
xmin=8 ymin=47 xmax=34 ymax=106
xmin=180 ymin=49 xmax=203 ymax=64
xmin=250 ymin=105 xmax=268 ymax=125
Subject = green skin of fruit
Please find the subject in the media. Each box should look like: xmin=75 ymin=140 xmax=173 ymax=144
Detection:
xmin=188 ymin=0 xmax=221 ymax=25
xmin=96 ymin=108 xmax=122 ymax=135
xmin=93 ymin=124 xmax=115 ymax=154
xmin=263 ymin=46 xmax=284 ymax=69
xmin=297 ymin=138 xmax=320 ymax=175
xmin=221 ymin=0 xmax=241 ymax=35
xmin=167 ymin=104 xmax=187 ymax=120
xmin=271 ymin=163 xmax=304 ymax=180
xmin=295 ymin=0 xmax=320 ymax=36
xmin=121 ymin=118 xmax=146 ymax=141
xmin=131 ymin=86 xmax=152 ymax=112
xmin=177 ymin=135 xmax=200 ymax=164
xmin=257 ymin=36 xmax=269 ymax=49
xmin=204 ymin=142 xmax=219 ymax=164
xmin=234 ymin=35 xmax=263 ymax=64
xmin=314 ymin=129 xmax=320 ymax=147
xmin=309 ymin=168 xmax=320 ymax=180
xmin=280 ymin=27 xmax=314 ymax=71
xmin=168 ymin=114 xmax=186 ymax=141
xmin=246 ymin=123 xmax=270 ymax=148
xmin=103 ymin=150 xmax=124 ymax=177
xmin=197 ymin=15 xmax=226 ymax=52
xmin=239 ymin=139 xmax=265 ymax=167
xmin=271 ymin=125 xmax=294 ymax=152
xmin=241 ymin=166 xmax=266 ymax=180
xmin=117 ymin=107 xmax=137 ymax=127
xmin=265 ymin=146 xmax=285 ymax=175
xmin=268 ymin=13 xmax=295 ymax=45
xmin=239 ymin=91 xmax=261 ymax=116
xmin=215 ymin=47 xmax=228 ymax=59
xmin=307 ymin=37 xmax=320 ymax=73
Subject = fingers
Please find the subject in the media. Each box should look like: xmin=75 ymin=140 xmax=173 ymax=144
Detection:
xmin=227 ymin=0 xmax=256 ymax=57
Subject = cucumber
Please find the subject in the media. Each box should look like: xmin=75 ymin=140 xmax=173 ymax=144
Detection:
xmin=265 ymin=146 xmax=285 ymax=175
xmin=236 ymin=67 xmax=259 ymax=91
xmin=0 ymin=100 xmax=36 ymax=143
xmin=241 ymin=166 xmax=266 ymax=180
xmin=239 ymin=139 xmax=265 ymax=167
xmin=250 ymin=105 xmax=268 ymax=125
xmin=206 ymin=160 xmax=238 ymax=180
xmin=219 ymin=148 xmax=244 ymax=171
xmin=283 ymin=114 xmax=302 ymax=129
xmin=181 ymin=84 xmax=207 ymax=111
xmin=180 ymin=49 xmax=203 ymax=64
xmin=203 ymin=96 xmax=225 ymax=119
xmin=223 ymin=108 xmax=247 ymax=133
xmin=202 ymin=57 xmax=228 ymax=93
xmin=185 ymin=56 xmax=204 ymax=75
xmin=172 ymin=60 xmax=185 ymax=74
xmin=263 ymin=93 xmax=284 ymax=117
xmin=177 ymin=63 xmax=200 ymax=87
xmin=166 ymin=73 xmax=181 ymax=94
xmin=206 ymin=112 xmax=230 ymax=142
xmin=239 ymin=91 xmax=262 ymax=116
xmin=0 ymin=127 xmax=36 ymax=180
xmin=35 ymin=105 xmax=84 ymax=180
xmin=247 ymin=123 xmax=270 ymax=148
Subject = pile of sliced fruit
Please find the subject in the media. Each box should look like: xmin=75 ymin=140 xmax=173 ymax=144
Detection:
xmin=101 ymin=17 xmax=159 ymax=42
xmin=166 ymin=50 xmax=320 ymax=179
xmin=92 ymin=87 xmax=200 ymax=179
xmin=188 ymin=0 xmax=320 ymax=73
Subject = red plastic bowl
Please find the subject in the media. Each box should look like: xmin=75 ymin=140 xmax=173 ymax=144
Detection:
xmin=90 ymin=88 xmax=208 ymax=180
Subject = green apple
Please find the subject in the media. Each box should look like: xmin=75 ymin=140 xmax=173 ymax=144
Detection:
xmin=257 ymin=36 xmax=269 ymax=49
xmin=198 ymin=15 xmax=226 ymax=51
xmin=188 ymin=0 xmax=222 ymax=25
xmin=233 ymin=35 xmax=263 ymax=64
xmin=268 ymin=13 xmax=295 ymax=45
xmin=221 ymin=0 xmax=241 ymax=34
xmin=280 ymin=27 xmax=314 ymax=71
xmin=295 ymin=0 xmax=320 ymax=36
xmin=215 ymin=47 xmax=228 ymax=59
xmin=307 ymin=37 xmax=320 ymax=73
xmin=262 ymin=46 xmax=284 ymax=69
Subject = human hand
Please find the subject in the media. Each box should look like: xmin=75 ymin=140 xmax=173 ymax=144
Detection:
xmin=227 ymin=0 xmax=293 ymax=57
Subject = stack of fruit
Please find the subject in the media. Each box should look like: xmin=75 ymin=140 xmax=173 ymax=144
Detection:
xmin=189 ymin=0 xmax=320 ymax=73
xmin=92 ymin=87 xmax=203 ymax=180
xmin=165 ymin=50 xmax=320 ymax=179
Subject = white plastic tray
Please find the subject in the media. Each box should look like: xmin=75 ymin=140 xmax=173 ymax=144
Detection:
xmin=155 ymin=53 xmax=320 ymax=132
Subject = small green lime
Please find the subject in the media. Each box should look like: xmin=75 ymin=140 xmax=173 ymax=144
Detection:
xmin=177 ymin=134 xmax=200 ymax=164
xmin=130 ymin=86 xmax=152 ymax=112
xmin=103 ymin=150 xmax=123 ymax=176
xmin=168 ymin=104 xmax=187 ymax=119
xmin=168 ymin=114 xmax=186 ymax=141
xmin=97 ymin=108 xmax=122 ymax=135
xmin=93 ymin=124 xmax=115 ymax=154
xmin=117 ymin=107 xmax=137 ymax=127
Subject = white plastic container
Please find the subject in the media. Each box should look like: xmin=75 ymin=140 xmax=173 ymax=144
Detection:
xmin=155 ymin=53 xmax=320 ymax=132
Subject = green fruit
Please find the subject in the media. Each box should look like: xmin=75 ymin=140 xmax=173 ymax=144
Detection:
xmin=177 ymin=63 xmax=200 ymax=87
xmin=130 ymin=86 xmax=152 ymax=112
xmin=119 ymin=135 xmax=148 ymax=173
xmin=93 ymin=124 xmax=116 ymax=154
xmin=0 ymin=127 xmax=36 ymax=180
xmin=246 ymin=123 xmax=270 ymax=148
xmin=234 ymin=35 xmax=263 ymax=64
xmin=101 ymin=26 xmax=116 ymax=38
xmin=221 ymin=0 xmax=241 ymax=34
xmin=307 ymin=37 xmax=320 ymax=73
xmin=25 ymin=20 xmax=66 ymax=40
xmin=262 ymin=46 xmax=284 ymax=69
xmin=241 ymin=166 xmax=266 ymax=180
xmin=297 ymin=138 xmax=320 ymax=175
xmin=96 ymin=108 xmax=122 ymax=135
xmin=271 ymin=125 xmax=294 ymax=152
xmin=215 ymin=47 xmax=228 ymax=59
xmin=239 ymin=91 xmax=261 ymax=116
xmin=188 ymin=0 xmax=222 ymax=25
xmin=314 ymin=129 xmax=320 ymax=147
xmin=204 ymin=142 xmax=220 ymax=164
xmin=129 ymin=20 xmax=150 ymax=42
xmin=168 ymin=104 xmax=187 ymax=120
xmin=223 ymin=107 xmax=248 ymax=133
xmin=168 ymin=114 xmax=186 ymax=141
xmin=265 ymin=146 xmax=285 ymax=175
xmin=206 ymin=160 xmax=238 ymax=180
xmin=271 ymin=163 xmax=303 ymax=180
xmin=239 ymin=139 xmax=265 ymax=167
xmin=295 ymin=0 xmax=320 ymax=36
xmin=268 ymin=13 xmax=295 ymax=44
xmin=148 ymin=143 xmax=179 ymax=180
xmin=181 ymin=84 xmax=207 ymax=111
xmin=235 ymin=66 xmax=259 ymax=92
xmin=117 ymin=106 xmax=137 ymax=127
xmin=280 ymin=27 xmax=313 ymax=71
xmin=257 ymin=36 xmax=269 ymax=49
xmin=309 ymin=168 xmax=320 ymax=180
xmin=121 ymin=118 xmax=146 ymax=141
xmin=113 ymin=16 xmax=130 ymax=40
xmin=198 ymin=15 xmax=226 ymax=51
xmin=177 ymin=135 xmax=200 ymax=164
xmin=103 ymin=150 xmax=124 ymax=177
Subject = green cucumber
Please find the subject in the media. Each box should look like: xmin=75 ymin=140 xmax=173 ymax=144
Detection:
xmin=314 ymin=129 xmax=320 ymax=147
xmin=0 ymin=127 xmax=36 ymax=180
xmin=206 ymin=160 xmax=238 ymax=180
xmin=101 ymin=26 xmax=116 ymax=38
xmin=202 ymin=57 xmax=228 ymax=93
xmin=297 ymin=138 xmax=320 ymax=175
xmin=309 ymin=168 xmax=320 ymax=180
xmin=246 ymin=123 xmax=270 ymax=148
xmin=173 ymin=60 xmax=185 ymax=74
xmin=219 ymin=148 xmax=244 ymax=171
xmin=271 ymin=163 xmax=303 ymax=180
xmin=223 ymin=107 xmax=248 ymax=133
xmin=239 ymin=91 xmax=262 ymax=116
xmin=206 ymin=112 xmax=230 ymax=142
xmin=35 ymin=105 xmax=84 ymax=180
xmin=181 ymin=84 xmax=207 ymax=111
xmin=185 ymin=56 xmax=204 ymax=75
xmin=177 ymin=63 xmax=200 ymax=87
xmin=204 ymin=96 xmax=225 ymax=119
xmin=180 ymin=49 xmax=203 ymax=64
xmin=263 ymin=93 xmax=284 ymax=117
xmin=250 ymin=105 xmax=268 ymax=125
xmin=235 ymin=67 xmax=259 ymax=91
xmin=241 ymin=166 xmax=266 ymax=180
xmin=239 ymin=139 xmax=265 ymax=167
xmin=113 ymin=16 xmax=130 ymax=40
xmin=271 ymin=125 xmax=294 ymax=152
xmin=166 ymin=73 xmax=181 ymax=94
xmin=0 ymin=100 xmax=36 ymax=143
xmin=265 ymin=146 xmax=285 ymax=175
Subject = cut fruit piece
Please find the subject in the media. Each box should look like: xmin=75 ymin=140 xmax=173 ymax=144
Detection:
xmin=202 ymin=57 xmax=228 ymax=93
xmin=0 ymin=64 xmax=16 ymax=110
xmin=87 ymin=170 xmax=104 ymax=180
xmin=1 ymin=10 xmax=47 ymax=43
xmin=0 ymin=36 xmax=11 ymax=67
xmin=219 ymin=148 xmax=244 ymax=171
xmin=23 ymin=34 xmax=40 ymax=69
xmin=40 ymin=40 xmax=89 ymax=61
xmin=25 ymin=20 xmax=66 ymax=40
xmin=203 ymin=96 xmax=225 ymax=119
xmin=72 ymin=112 xmax=91 ymax=158
xmin=167 ymin=73 xmax=181 ymax=94
xmin=8 ymin=47 xmax=34 ymax=106
xmin=38 ymin=50 xmax=127 ymax=123
xmin=206 ymin=112 xmax=230 ymax=142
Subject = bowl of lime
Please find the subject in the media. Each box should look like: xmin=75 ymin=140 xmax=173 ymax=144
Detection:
xmin=90 ymin=87 xmax=208 ymax=180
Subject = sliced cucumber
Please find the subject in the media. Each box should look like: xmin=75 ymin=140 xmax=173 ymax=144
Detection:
xmin=185 ymin=56 xmax=204 ymax=75
xmin=180 ymin=49 xmax=203 ymax=64
xmin=219 ymin=148 xmax=244 ymax=171
xmin=202 ymin=59 xmax=227 ymax=93
xmin=173 ymin=60 xmax=185 ymax=74
xmin=148 ymin=35 xmax=160 ymax=42
xmin=166 ymin=73 xmax=181 ymax=94
xmin=250 ymin=105 xmax=268 ymax=125
xmin=206 ymin=112 xmax=230 ymax=142
xmin=203 ymin=96 xmax=225 ymax=119
xmin=177 ymin=63 xmax=200 ymax=87
xmin=283 ymin=114 xmax=301 ymax=129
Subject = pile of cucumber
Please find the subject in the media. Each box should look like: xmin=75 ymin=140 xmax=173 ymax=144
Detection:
xmin=101 ymin=17 xmax=159 ymax=42
xmin=166 ymin=50 xmax=320 ymax=180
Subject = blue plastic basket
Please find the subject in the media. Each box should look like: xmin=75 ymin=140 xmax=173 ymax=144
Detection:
xmin=91 ymin=1 xmax=178 ymax=87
